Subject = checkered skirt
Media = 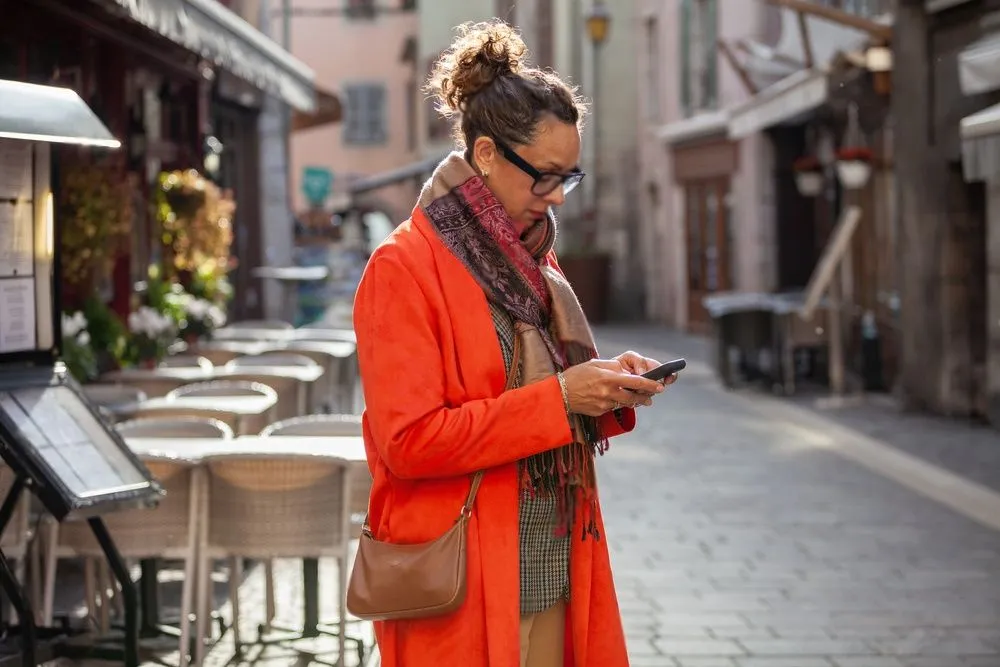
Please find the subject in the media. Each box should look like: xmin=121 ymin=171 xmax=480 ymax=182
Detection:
xmin=489 ymin=302 xmax=571 ymax=615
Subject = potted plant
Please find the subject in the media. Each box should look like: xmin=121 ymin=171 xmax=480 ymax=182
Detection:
xmin=156 ymin=170 xmax=235 ymax=288
xmin=178 ymin=295 xmax=227 ymax=343
xmin=125 ymin=306 xmax=178 ymax=368
xmin=80 ymin=296 xmax=128 ymax=374
xmin=835 ymin=146 xmax=874 ymax=190
xmin=58 ymin=157 xmax=132 ymax=307
xmin=60 ymin=311 xmax=97 ymax=383
xmin=793 ymin=156 xmax=824 ymax=197
xmin=160 ymin=169 xmax=207 ymax=220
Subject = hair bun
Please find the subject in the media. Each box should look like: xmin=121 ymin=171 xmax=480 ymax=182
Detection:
xmin=428 ymin=21 xmax=528 ymax=114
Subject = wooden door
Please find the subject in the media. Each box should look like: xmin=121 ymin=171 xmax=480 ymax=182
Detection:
xmin=685 ymin=178 xmax=732 ymax=332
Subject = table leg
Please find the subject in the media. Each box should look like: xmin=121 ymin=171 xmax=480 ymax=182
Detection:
xmin=302 ymin=558 xmax=320 ymax=637
xmin=139 ymin=559 xmax=159 ymax=637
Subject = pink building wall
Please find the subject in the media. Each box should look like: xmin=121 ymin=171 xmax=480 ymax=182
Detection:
xmin=636 ymin=0 xmax=772 ymax=328
xmin=288 ymin=4 xmax=420 ymax=223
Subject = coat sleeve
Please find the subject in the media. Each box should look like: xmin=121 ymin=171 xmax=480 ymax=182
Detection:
xmin=354 ymin=252 xmax=574 ymax=480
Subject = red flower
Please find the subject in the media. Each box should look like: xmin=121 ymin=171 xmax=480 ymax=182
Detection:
xmin=836 ymin=146 xmax=873 ymax=162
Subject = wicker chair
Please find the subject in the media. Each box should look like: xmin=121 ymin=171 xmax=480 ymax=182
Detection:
xmin=44 ymin=456 xmax=202 ymax=667
xmin=225 ymin=320 xmax=293 ymax=331
xmin=115 ymin=416 xmax=235 ymax=439
xmin=159 ymin=355 xmax=213 ymax=370
xmin=194 ymin=454 xmax=363 ymax=665
xmin=226 ymin=353 xmax=317 ymax=369
xmin=259 ymin=413 xmax=361 ymax=437
xmin=81 ymin=384 xmax=148 ymax=411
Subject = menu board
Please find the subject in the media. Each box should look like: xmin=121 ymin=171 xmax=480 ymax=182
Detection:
xmin=0 ymin=201 xmax=34 ymax=277
xmin=0 ymin=377 xmax=158 ymax=520
xmin=0 ymin=278 xmax=35 ymax=352
xmin=0 ymin=139 xmax=32 ymax=201
xmin=0 ymin=141 xmax=36 ymax=354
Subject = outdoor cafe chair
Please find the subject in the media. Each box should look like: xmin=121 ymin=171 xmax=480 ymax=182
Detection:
xmin=115 ymin=416 xmax=235 ymax=440
xmin=194 ymin=453 xmax=364 ymax=666
xmin=159 ymin=355 xmax=214 ymax=371
xmin=225 ymin=320 xmax=294 ymax=331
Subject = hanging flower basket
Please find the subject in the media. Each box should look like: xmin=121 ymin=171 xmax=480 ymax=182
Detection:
xmin=793 ymin=156 xmax=823 ymax=198
xmin=835 ymin=146 xmax=873 ymax=190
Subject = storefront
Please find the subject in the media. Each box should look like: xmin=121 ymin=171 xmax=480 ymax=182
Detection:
xmin=658 ymin=111 xmax=738 ymax=333
xmin=2 ymin=0 xmax=316 ymax=323
xmin=958 ymin=42 xmax=1000 ymax=425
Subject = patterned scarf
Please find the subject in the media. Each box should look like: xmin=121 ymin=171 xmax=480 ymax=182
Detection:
xmin=419 ymin=153 xmax=608 ymax=540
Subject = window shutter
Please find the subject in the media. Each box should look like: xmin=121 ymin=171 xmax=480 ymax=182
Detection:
xmin=680 ymin=0 xmax=691 ymax=117
xmin=705 ymin=0 xmax=718 ymax=110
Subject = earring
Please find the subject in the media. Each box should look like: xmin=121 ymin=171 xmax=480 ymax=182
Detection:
xmin=482 ymin=170 xmax=489 ymax=178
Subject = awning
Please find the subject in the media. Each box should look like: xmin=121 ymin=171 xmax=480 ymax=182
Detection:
xmin=958 ymin=33 xmax=1000 ymax=96
xmin=740 ymin=6 xmax=880 ymax=91
xmin=728 ymin=69 xmax=829 ymax=139
xmin=292 ymin=87 xmax=343 ymax=132
xmin=657 ymin=109 xmax=728 ymax=145
xmin=103 ymin=0 xmax=316 ymax=112
xmin=349 ymin=155 xmax=447 ymax=195
xmin=0 ymin=79 xmax=120 ymax=148
xmin=960 ymin=102 xmax=1000 ymax=182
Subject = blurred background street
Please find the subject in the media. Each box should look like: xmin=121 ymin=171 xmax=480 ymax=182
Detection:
xmin=1 ymin=0 xmax=1000 ymax=665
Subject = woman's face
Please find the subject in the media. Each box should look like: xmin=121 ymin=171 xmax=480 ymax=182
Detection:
xmin=472 ymin=115 xmax=582 ymax=235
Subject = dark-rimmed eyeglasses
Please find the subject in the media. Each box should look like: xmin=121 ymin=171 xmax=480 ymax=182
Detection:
xmin=494 ymin=139 xmax=585 ymax=197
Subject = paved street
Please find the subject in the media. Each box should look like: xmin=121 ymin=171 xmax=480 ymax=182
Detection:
xmin=61 ymin=326 xmax=1000 ymax=667
xmin=596 ymin=326 xmax=1000 ymax=667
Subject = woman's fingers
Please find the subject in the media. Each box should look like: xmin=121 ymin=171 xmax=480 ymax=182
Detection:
xmin=612 ymin=372 xmax=664 ymax=395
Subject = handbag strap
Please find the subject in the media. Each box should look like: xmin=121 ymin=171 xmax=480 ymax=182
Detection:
xmin=362 ymin=318 xmax=523 ymax=535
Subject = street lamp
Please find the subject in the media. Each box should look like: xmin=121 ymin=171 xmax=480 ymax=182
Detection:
xmin=582 ymin=1 xmax=611 ymax=248
xmin=584 ymin=1 xmax=611 ymax=45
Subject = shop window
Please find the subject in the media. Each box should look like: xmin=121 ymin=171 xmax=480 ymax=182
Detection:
xmin=679 ymin=0 xmax=717 ymax=117
xmin=644 ymin=16 xmax=661 ymax=122
xmin=344 ymin=83 xmax=387 ymax=145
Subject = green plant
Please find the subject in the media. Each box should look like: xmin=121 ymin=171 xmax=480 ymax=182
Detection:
xmin=60 ymin=311 xmax=97 ymax=382
xmin=156 ymin=170 xmax=235 ymax=286
xmin=80 ymin=296 xmax=127 ymax=372
xmin=124 ymin=305 xmax=177 ymax=366
xmin=59 ymin=157 xmax=132 ymax=294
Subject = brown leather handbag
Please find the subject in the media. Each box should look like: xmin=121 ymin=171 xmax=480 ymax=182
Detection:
xmin=346 ymin=334 xmax=520 ymax=621
xmin=346 ymin=471 xmax=484 ymax=621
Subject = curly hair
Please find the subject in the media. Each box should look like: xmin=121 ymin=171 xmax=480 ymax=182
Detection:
xmin=425 ymin=21 xmax=588 ymax=155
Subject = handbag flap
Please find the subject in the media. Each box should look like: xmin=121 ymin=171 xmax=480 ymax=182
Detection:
xmin=347 ymin=517 xmax=468 ymax=620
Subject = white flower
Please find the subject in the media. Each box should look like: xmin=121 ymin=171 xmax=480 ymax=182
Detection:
xmin=206 ymin=304 xmax=227 ymax=328
xmin=128 ymin=306 xmax=177 ymax=340
xmin=76 ymin=331 xmax=90 ymax=346
xmin=62 ymin=311 xmax=88 ymax=338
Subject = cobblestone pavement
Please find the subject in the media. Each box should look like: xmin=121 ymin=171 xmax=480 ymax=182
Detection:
xmin=595 ymin=325 xmax=1000 ymax=667
xmin=58 ymin=324 xmax=1000 ymax=667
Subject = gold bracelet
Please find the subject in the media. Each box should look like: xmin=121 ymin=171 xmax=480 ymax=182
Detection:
xmin=556 ymin=371 xmax=571 ymax=413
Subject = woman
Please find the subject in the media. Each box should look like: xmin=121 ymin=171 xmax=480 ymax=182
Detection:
xmin=353 ymin=21 xmax=676 ymax=667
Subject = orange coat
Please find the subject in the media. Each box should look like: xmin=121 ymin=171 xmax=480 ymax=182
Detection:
xmin=353 ymin=208 xmax=634 ymax=667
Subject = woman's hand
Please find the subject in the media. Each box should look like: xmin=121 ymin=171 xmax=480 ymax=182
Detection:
xmin=561 ymin=359 xmax=665 ymax=417
xmin=615 ymin=350 xmax=680 ymax=388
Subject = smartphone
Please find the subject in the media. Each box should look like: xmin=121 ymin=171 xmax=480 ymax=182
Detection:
xmin=641 ymin=358 xmax=686 ymax=382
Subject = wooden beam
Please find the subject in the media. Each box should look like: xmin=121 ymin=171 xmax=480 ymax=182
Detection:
xmin=796 ymin=10 xmax=815 ymax=69
xmin=765 ymin=0 xmax=892 ymax=41
xmin=717 ymin=39 xmax=758 ymax=96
